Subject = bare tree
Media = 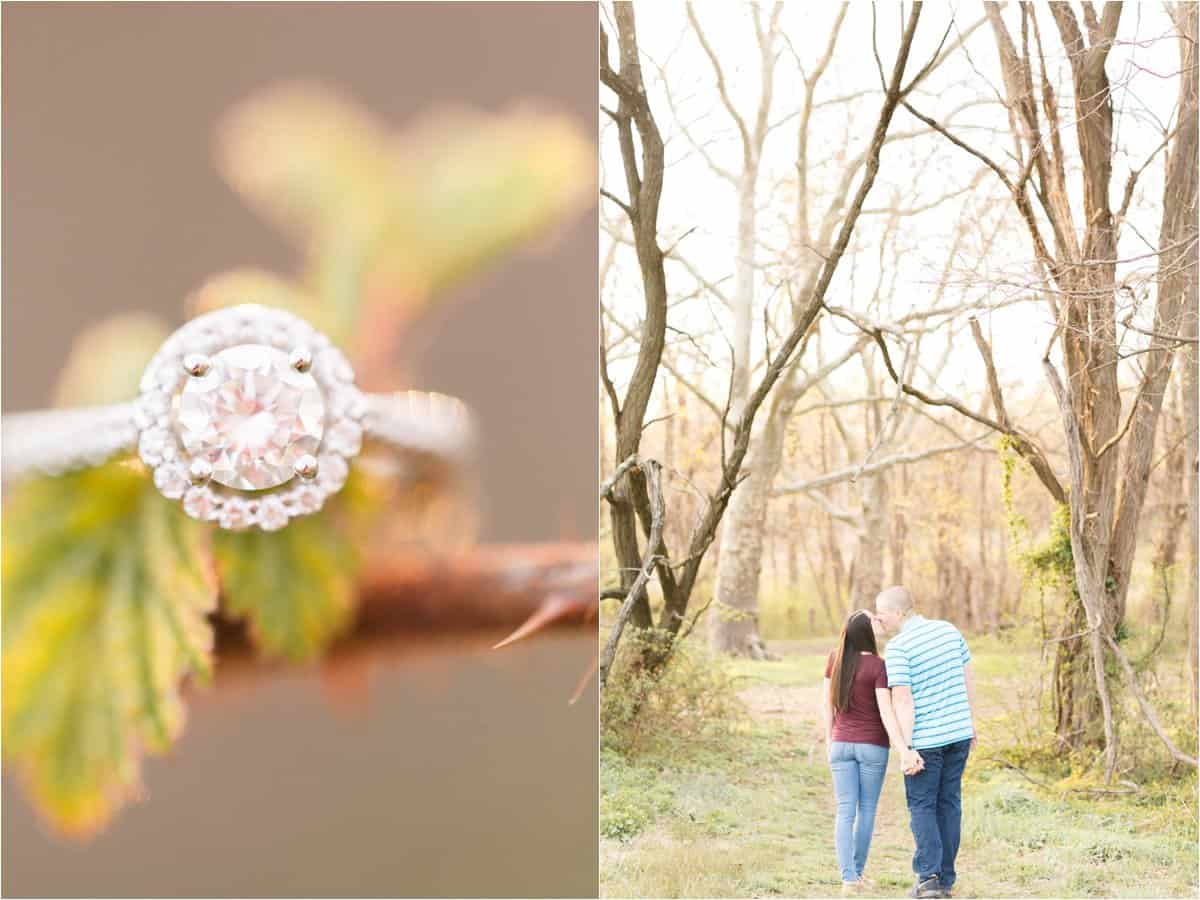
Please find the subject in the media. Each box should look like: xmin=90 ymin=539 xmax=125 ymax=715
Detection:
xmin=881 ymin=1 xmax=1198 ymax=774
xmin=706 ymin=8 xmax=987 ymax=656
xmin=600 ymin=1 xmax=928 ymax=681
xmin=599 ymin=2 xmax=670 ymax=663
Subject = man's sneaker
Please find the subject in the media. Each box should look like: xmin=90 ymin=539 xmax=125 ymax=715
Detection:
xmin=908 ymin=875 xmax=944 ymax=898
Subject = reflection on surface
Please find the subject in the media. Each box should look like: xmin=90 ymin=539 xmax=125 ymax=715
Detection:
xmin=2 ymin=632 xmax=599 ymax=899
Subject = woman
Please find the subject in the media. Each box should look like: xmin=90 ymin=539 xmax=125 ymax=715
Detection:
xmin=821 ymin=610 xmax=922 ymax=893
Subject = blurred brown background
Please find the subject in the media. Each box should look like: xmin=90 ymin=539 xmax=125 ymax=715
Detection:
xmin=1 ymin=0 xmax=598 ymax=545
xmin=2 ymin=3 xmax=598 ymax=897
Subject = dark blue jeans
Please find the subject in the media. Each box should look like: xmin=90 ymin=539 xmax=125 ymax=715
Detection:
xmin=903 ymin=738 xmax=972 ymax=889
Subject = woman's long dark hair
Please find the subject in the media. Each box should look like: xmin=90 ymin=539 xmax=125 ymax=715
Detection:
xmin=830 ymin=610 xmax=879 ymax=712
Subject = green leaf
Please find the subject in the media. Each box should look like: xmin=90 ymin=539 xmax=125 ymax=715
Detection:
xmin=52 ymin=313 xmax=170 ymax=407
xmin=216 ymin=83 xmax=593 ymax=338
xmin=212 ymin=511 xmax=356 ymax=663
xmin=376 ymin=106 xmax=595 ymax=296
xmin=215 ymin=83 xmax=391 ymax=245
xmin=186 ymin=268 xmax=335 ymax=340
xmin=2 ymin=463 xmax=216 ymax=836
xmin=210 ymin=469 xmax=392 ymax=662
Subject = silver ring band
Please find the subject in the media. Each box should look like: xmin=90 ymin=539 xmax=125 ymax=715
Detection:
xmin=1 ymin=304 xmax=477 ymax=532
xmin=1 ymin=391 xmax=475 ymax=484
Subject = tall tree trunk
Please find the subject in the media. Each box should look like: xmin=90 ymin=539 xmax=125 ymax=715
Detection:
xmin=978 ymin=453 xmax=994 ymax=630
xmin=710 ymin=391 xmax=788 ymax=657
xmin=1182 ymin=111 xmax=1200 ymax=722
xmin=728 ymin=177 xmax=758 ymax=422
xmin=1053 ymin=592 xmax=1099 ymax=750
xmin=1108 ymin=2 xmax=1199 ymax=621
xmin=600 ymin=3 xmax=675 ymax=652
xmin=697 ymin=3 xmax=777 ymax=656
xmin=1186 ymin=330 xmax=1199 ymax=724
xmin=851 ymin=472 xmax=889 ymax=610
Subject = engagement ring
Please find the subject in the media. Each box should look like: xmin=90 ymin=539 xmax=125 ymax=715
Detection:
xmin=2 ymin=304 xmax=476 ymax=532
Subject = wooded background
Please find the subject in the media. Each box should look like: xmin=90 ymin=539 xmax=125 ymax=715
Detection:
xmin=600 ymin=0 xmax=1197 ymax=778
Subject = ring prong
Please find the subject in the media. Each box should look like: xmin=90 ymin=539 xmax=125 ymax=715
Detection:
xmin=289 ymin=347 xmax=313 ymax=373
xmin=188 ymin=458 xmax=213 ymax=485
xmin=294 ymin=454 xmax=318 ymax=480
xmin=183 ymin=353 xmax=212 ymax=377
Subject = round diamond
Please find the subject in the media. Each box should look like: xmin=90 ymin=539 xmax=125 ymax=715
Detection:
xmin=153 ymin=463 xmax=189 ymax=499
xmin=176 ymin=344 xmax=326 ymax=491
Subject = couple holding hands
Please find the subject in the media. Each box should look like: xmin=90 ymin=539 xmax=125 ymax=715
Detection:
xmin=821 ymin=586 xmax=977 ymax=899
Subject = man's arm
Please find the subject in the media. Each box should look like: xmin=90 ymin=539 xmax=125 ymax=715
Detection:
xmin=964 ymin=661 xmax=977 ymax=750
xmin=891 ymin=684 xmax=916 ymax=747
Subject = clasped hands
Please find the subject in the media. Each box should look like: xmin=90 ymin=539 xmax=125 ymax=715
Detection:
xmin=900 ymin=747 xmax=925 ymax=775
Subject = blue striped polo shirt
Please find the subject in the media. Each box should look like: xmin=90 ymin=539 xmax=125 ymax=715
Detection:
xmin=884 ymin=615 xmax=974 ymax=750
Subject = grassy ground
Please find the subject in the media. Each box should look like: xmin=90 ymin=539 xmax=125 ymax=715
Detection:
xmin=601 ymin=638 xmax=1198 ymax=898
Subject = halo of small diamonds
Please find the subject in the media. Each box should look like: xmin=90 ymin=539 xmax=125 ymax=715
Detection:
xmin=137 ymin=304 xmax=367 ymax=531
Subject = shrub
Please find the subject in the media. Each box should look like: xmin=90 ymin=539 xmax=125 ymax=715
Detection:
xmin=601 ymin=629 xmax=743 ymax=758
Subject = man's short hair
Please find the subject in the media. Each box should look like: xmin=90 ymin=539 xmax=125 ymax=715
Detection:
xmin=876 ymin=585 xmax=914 ymax=613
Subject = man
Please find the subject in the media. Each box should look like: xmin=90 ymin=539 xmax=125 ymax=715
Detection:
xmin=874 ymin=586 xmax=976 ymax=899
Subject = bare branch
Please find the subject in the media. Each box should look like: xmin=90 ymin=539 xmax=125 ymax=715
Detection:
xmin=968 ymin=317 xmax=1012 ymax=429
xmin=599 ymin=458 xmax=666 ymax=686
xmin=1103 ymin=632 xmax=1199 ymax=769
xmin=774 ymin=436 xmax=992 ymax=496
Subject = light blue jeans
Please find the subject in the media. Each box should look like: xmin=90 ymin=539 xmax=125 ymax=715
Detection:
xmin=829 ymin=740 xmax=890 ymax=882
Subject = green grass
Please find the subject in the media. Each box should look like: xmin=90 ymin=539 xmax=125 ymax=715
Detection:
xmin=601 ymin=642 xmax=1199 ymax=898
xmin=726 ymin=642 xmax=828 ymax=686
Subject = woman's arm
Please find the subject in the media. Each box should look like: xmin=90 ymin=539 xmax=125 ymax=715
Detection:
xmin=821 ymin=677 xmax=834 ymax=750
xmin=875 ymin=688 xmax=908 ymax=752
xmin=877 ymin=688 xmax=923 ymax=773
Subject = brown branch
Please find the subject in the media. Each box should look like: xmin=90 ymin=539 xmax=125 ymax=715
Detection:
xmin=599 ymin=305 xmax=621 ymax=421
xmin=599 ymin=188 xmax=632 ymax=218
xmin=1121 ymin=313 xmax=1200 ymax=345
xmin=600 ymin=454 xmax=640 ymax=503
xmin=685 ymin=1 xmax=754 ymax=160
xmin=599 ymin=458 xmax=665 ymax=686
xmin=968 ymin=317 xmax=1012 ymax=428
xmin=837 ymin=304 xmax=1067 ymax=503
xmin=901 ymin=99 xmax=1058 ymax=275
xmin=774 ymin=437 xmax=991 ymax=496
xmin=1094 ymin=391 xmax=1141 ymax=459
xmin=276 ymin=542 xmax=600 ymax=642
xmin=1103 ymin=632 xmax=1199 ymax=769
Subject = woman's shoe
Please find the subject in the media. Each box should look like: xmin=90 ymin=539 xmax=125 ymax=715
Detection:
xmin=841 ymin=880 xmax=864 ymax=895
xmin=857 ymin=875 xmax=878 ymax=889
